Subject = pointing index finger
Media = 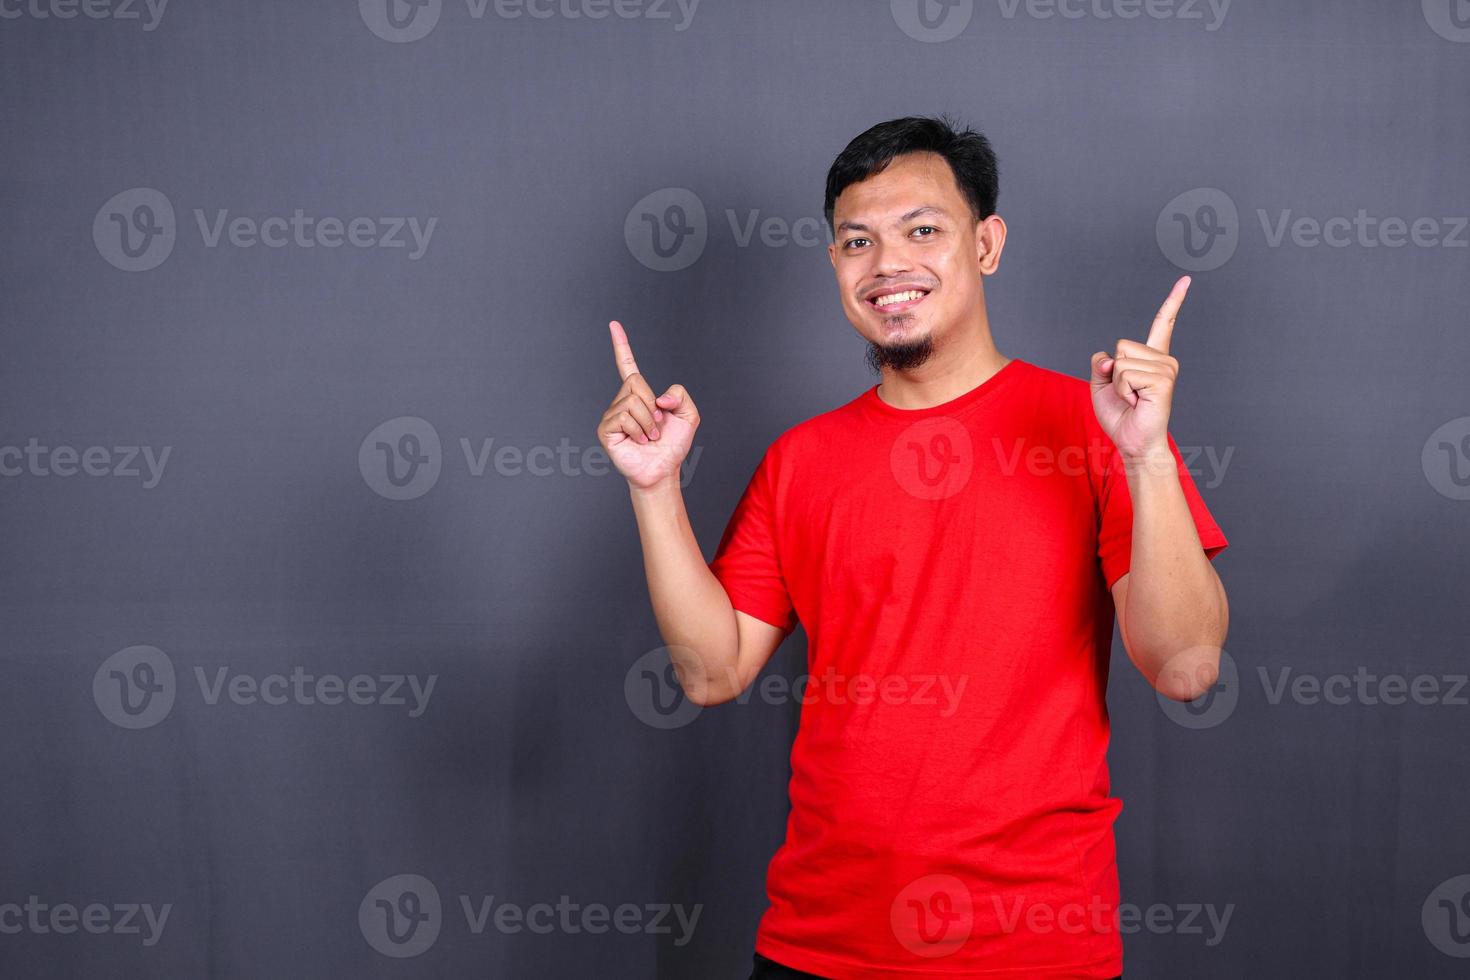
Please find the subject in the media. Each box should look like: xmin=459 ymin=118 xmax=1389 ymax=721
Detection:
xmin=1145 ymin=276 xmax=1191 ymax=354
xmin=609 ymin=320 xmax=641 ymax=380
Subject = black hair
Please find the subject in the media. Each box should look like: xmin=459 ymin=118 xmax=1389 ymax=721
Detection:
xmin=823 ymin=114 xmax=999 ymax=234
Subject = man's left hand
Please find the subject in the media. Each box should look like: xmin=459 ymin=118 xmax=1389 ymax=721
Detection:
xmin=1090 ymin=275 xmax=1191 ymax=463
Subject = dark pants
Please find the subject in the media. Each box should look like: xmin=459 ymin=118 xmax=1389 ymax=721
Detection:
xmin=749 ymin=951 xmax=1121 ymax=979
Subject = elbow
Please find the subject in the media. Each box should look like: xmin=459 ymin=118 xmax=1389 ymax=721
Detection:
xmin=666 ymin=645 xmax=742 ymax=707
xmin=1151 ymin=644 xmax=1224 ymax=702
xmin=683 ymin=688 xmax=735 ymax=708
xmin=679 ymin=677 xmax=730 ymax=708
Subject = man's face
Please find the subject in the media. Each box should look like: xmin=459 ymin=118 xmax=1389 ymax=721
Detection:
xmin=827 ymin=151 xmax=1002 ymax=367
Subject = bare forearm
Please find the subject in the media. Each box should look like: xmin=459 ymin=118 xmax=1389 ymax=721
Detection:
xmin=1121 ymin=450 xmax=1230 ymax=696
xmin=628 ymin=479 xmax=743 ymax=701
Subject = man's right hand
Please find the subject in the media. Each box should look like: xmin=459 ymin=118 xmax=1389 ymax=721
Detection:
xmin=597 ymin=320 xmax=699 ymax=491
xmin=600 ymin=319 xmax=787 ymax=705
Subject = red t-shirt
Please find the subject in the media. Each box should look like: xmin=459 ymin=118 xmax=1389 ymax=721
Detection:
xmin=708 ymin=359 xmax=1227 ymax=979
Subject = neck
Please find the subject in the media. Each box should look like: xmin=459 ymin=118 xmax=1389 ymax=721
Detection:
xmin=875 ymin=314 xmax=1009 ymax=410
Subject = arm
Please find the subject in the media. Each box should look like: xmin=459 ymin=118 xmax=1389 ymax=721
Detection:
xmin=598 ymin=320 xmax=786 ymax=706
xmin=629 ymin=480 xmax=787 ymax=706
xmin=1109 ymin=451 xmax=1230 ymax=701
xmin=1091 ymin=278 xmax=1229 ymax=701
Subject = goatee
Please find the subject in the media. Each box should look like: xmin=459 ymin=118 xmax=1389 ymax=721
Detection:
xmin=865 ymin=333 xmax=935 ymax=373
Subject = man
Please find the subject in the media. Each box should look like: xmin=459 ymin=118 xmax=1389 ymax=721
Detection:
xmin=597 ymin=115 xmax=1228 ymax=979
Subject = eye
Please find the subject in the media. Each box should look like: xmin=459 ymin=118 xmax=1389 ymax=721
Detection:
xmin=843 ymin=237 xmax=871 ymax=250
xmin=912 ymin=225 xmax=938 ymax=238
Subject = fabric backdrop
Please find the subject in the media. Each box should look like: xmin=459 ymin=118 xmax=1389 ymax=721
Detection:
xmin=2 ymin=1 xmax=1468 ymax=977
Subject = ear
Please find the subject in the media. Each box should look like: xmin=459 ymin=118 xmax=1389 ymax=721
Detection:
xmin=827 ymin=241 xmax=838 ymax=270
xmin=976 ymin=214 xmax=1007 ymax=276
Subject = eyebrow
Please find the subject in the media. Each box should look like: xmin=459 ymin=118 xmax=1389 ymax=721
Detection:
xmin=836 ymin=205 xmax=947 ymax=234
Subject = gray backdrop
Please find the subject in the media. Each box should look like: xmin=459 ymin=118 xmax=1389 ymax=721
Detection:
xmin=3 ymin=1 xmax=1469 ymax=977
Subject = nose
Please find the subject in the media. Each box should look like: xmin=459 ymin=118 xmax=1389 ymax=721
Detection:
xmin=870 ymin=241 xmax=914 ymax=278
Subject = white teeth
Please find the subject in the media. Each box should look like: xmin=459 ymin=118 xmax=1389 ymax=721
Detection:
xmin=873 ymin=289 xmax=925 ymax=307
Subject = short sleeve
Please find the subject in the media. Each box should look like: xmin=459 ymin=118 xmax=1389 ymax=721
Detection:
xmin=1096 ymin=432 xmax=1229 ymax=591
xmin=707 ymin=445 xmax=799 ymax=634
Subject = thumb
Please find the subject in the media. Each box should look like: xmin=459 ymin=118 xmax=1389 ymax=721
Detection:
xmin=656 ymin=384 xmax=699 ymax=423
xmin=1089 ymin=351 xmax=1115 ymax=390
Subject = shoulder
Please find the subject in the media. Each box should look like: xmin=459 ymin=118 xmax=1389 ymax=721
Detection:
xmin=1013 ymin=358 xmax=1091 ymax=404
xmin=976 ymin=359 xmax=1098 ymax=439
xmin=764 ymin=387 xmax=873 ymax=461
xmin=758 ymin=360 xmax=1099 ymax=460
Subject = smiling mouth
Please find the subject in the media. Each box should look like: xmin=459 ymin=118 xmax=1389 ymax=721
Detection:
xmin=867 ymin=289 xmax=930 ymax=313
